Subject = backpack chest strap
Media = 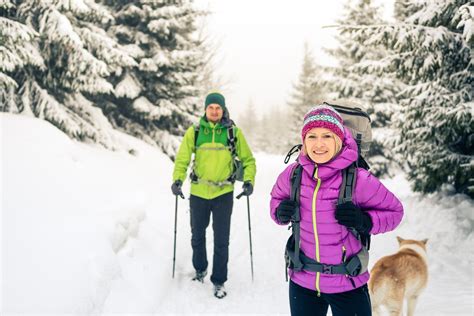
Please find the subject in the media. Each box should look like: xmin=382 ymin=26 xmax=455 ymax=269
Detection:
xmin=286 ymin=246 xmax=367 ymax=277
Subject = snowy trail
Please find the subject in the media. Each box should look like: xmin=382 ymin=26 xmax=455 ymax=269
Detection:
xmin=101 ymin=154 xmax=473 ymax=315
xmin=3 ymin=115 xmax=472 ymax=315
xmin=101 ymin=153 xmax=291 ymax=315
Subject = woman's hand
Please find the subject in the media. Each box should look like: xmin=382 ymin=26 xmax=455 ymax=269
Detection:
xmin=335 ymin=202 xmax=372 ymax=234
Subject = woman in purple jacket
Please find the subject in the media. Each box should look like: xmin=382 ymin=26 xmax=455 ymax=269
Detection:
xmin=270 ymin=105 xmax=403 ymax=316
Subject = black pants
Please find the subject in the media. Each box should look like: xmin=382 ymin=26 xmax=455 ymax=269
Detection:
xmin=190 ymin=192 xmax=233 ymax=285
xmin=289 ymin=279 xmax=372 ymax=316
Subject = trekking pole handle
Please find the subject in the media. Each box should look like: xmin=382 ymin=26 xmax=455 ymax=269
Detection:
xmin=236 ymin=191 xmax=245 ymax=199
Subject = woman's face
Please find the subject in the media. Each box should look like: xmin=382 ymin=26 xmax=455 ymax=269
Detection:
xmin=304 ymin=127 xmax=339 ymax=164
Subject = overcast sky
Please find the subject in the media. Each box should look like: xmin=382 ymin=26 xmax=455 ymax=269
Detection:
xmin=194 ymin=0 xmax=393 ymax=118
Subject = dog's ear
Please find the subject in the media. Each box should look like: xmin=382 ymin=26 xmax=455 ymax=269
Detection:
xmin=396 ymin=236 xmax=404 ymax=244
xmin=421 ymin=238 xmax=428 ymax=245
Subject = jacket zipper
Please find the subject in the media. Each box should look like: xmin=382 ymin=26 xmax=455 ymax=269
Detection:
xmin=312 ymin=166 xmax=322 ymax=296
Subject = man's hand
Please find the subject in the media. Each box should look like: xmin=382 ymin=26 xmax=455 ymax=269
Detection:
xmin=171 ymin=180 xmax=183 ymax=197
xmin=335 ymin=202 xmax=372 ymax=234
xmin=241 ymin=181 xmax=253 ymax=196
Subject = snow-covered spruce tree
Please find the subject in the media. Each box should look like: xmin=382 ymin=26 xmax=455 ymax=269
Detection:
xmin=287 ymin=43 xmax=326 ymax=147
xmin=0 ymin=0 xmax=44 ymax=112
xmin=1 ymin=0 xmax=137 ymax=148
xmin=98 ymin=0 xmax=206 ymax=157
xmin=355 ymin=0 xmax=473 ymax=197
xmin=325 ymin=0 xmax=402 ymax=177
xmin=394 ymin=0 xmax=425 ymax=21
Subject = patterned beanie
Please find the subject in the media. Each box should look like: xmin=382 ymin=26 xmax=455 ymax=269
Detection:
xmin=301 ymin=105 xmax=345 ymax=141
xmin=205 ymin=92 xmax=226 ymax=110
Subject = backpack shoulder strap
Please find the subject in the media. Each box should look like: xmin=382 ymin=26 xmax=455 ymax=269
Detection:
xmin=289 ymin=164 xmax=303 ymax=271
xmin=190 ymin=124 xmax=201 ymax=182
xmin=338 ymin=163 xmax=357 ymax=204
xmin=226 ymin=125 xmax=240 ymax=183
xmin=338 ymin=163 xmax=371 ymax=250
xmin=227 ymin=125 xmax=237 ymax=157
xmin=290 ymin=164 xmax=303 ymax=201
xmin=194 ymin=124 xmax=200 ymax=149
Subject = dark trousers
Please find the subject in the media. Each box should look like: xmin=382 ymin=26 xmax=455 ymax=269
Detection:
xmin=190 ymin=192 xmax=233 ymax=285
xmin=289 ymin=280 xmax=372 ymax=316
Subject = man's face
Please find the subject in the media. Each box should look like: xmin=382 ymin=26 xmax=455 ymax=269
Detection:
xmin=205 ymin=103 xmax=224 ymax=123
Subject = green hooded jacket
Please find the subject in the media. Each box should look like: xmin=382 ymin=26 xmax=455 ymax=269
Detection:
xmin=172 ymin=118 xmax=256 ymax=200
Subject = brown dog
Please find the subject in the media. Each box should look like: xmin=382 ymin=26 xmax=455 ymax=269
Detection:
xmin=369 ymin=237 xmax=428 ymax=316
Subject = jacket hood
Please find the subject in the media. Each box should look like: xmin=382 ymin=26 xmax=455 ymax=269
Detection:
xmin=298 ymin=127 xmax=358 ymax=180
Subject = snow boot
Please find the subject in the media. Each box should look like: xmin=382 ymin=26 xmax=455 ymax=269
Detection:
xmin=213 ymin=283 xmax=227 ymax=299
xmin=192 ymin=270 xmax=207 ymax=283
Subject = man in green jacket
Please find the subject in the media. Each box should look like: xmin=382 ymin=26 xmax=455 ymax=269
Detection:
xmin=171 ymin=92 xmax=256 ymax=299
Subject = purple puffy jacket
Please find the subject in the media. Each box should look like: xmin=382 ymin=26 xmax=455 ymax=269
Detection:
xmin=270 ymin=128 xmax=403 ymax=294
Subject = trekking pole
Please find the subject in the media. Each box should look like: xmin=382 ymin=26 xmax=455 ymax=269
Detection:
xmin=237 ymin=192 xmax=254 ymax=281
xmin=246 ymin=195 xmax=254 ymax=281
xmin=172 ymin=192 xmax=184 ymax=278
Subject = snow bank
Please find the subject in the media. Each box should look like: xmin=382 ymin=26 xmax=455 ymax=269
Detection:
xmin=1 ymin=113 xmax=473 ymax=315
xmin=1 ymin=113 xmax=169 ymax=314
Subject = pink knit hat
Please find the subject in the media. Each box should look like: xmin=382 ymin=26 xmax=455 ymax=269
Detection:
xmin=301 ymin=105 xmax=345 ymax=141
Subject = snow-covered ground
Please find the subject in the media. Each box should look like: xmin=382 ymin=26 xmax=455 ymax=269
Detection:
xmin=1 ymin=113 xmax=473 ymax=315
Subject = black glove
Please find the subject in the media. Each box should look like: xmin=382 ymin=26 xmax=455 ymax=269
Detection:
xmin=335 ymin=201 xmax=372 ymax=234
xmin=171 ymin=180 xmax=183 ymax=197
xmin=241 ymin=181 xmax=253 ymax=196
xmin=276 ymin=199 xmax=298 ymax=224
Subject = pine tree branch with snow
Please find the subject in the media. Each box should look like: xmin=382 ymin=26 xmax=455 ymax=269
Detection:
xmin=1 ymin=0 xmax=210 ymax=156
xmin=341 ymin=0 xmax=473 ymax=197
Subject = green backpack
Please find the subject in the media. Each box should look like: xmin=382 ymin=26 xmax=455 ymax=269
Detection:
xmin=190 ymin=123 xmax=244 ymax=184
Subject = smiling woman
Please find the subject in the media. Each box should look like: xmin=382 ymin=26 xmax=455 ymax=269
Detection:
xmin=269 ymin=104 xmax=404 ymax=316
